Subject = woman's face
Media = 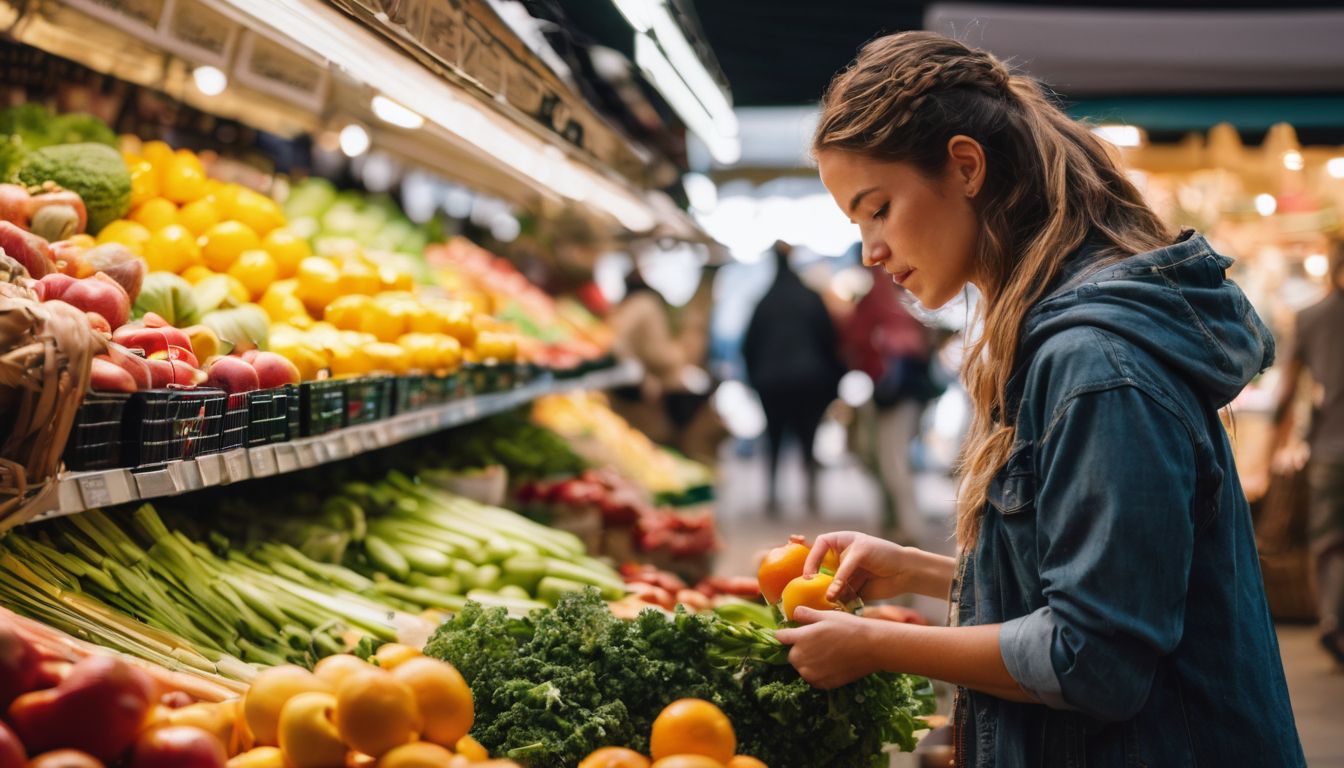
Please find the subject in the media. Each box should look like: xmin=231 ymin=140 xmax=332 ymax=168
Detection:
xmin=818 ymin=147 xmax=982 ymax=309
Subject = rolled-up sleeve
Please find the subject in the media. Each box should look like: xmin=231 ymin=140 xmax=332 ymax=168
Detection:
xmin=999 ymin=385 xmax=1197 ymax=722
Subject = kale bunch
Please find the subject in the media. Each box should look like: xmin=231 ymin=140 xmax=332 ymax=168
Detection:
xmin=424 ymin=591 xmax=934 ymax=768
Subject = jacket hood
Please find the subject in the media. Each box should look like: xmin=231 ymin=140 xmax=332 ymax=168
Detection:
xmin=1013 ymin=232 xmax=1274 ymax=409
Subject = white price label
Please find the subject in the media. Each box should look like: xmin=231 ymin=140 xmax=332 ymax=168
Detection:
xmin=275 ymin=445 xmax=299 ymax=473
xmin=135 ymin=469 xmax=177 ymax=499
xmin=223 ymin=450 xmax=250 ymax=483
xmin=249 ymin=447 xmax=278 ymax=477
xmin=78 ymin=474 xmax=113 ymax=509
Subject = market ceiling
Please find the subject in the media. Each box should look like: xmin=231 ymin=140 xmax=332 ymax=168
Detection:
xmin=554 ymin=0 xmax=1344 ymax=141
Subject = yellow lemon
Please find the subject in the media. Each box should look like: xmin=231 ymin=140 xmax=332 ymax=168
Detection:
xmin=262 ymin=229 xmax=312 ymax=279
xmin=295 ymin=257 xmax=341 ymax=316
xmin=328 ymin=344 xmax=373 ymax=377
xmin=161 ymin=151 xmax=208 ymax=204
xmin=365 ymin=342 xmax=411 ymax=374
xmin=127 ymin=158 xmax=160 ymax=209
xmin=177 ymin=197 xmax=222 ymax=236
xmin=130 ymin=197 xmax=179 ymax=232
xmin=180 ymin=265 xmax=216 ymax=284
xmin=260 ymin=280 xmax=312 ymax=325
xmin=201 ymin=220 xmax=261 ymax=272
xmin=323 ymin=294 xmax=371 ymax=331
xmin=336 ymin=260 xmax=381 ymax=296
xmin=141 ymin=140 xmax=174 ymax=168
xmin=379 ymin=266 xmax=416 ymax=292
xmin=228 ymin=249 xmax=280 ymax=300
xmin=96 ymin=219 xmax=152 ymax=256
xmin=142 ymin=224 xmax=203 ymax=273
xmin=357 ymin=301 xmax=408 ymax=343
xmin=231 ymin=188 xmax=285 ymax=237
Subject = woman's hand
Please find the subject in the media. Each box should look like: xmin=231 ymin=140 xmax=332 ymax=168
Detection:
xmin=775 ymin=607 xmax=885 ymax=689
xmin=804 ymin=531 xmax=916 ymax=603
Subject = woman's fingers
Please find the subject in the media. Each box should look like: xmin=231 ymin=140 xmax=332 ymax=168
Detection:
xmin=827 ymin=540 xmax=868 ymax=601
xmin=803 ymin=533 xmax=843 ymax=577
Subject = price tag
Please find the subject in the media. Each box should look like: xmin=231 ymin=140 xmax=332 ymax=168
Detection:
xmin=274 ymin=444 xmax=299 ymax=474
xmin=197 ymin=454 xmax=225 ymax=486
xmin=249 ymin=446 xmax=278 ymax=477
xmin=171 ymin=460 xmax=204 ymax=492
xmin=78 ymin=474 xmax=113 ymax=509
xmin=222 ymin=450 xmax=250 ymax=483
xmin=135 ymin=468 xmax=178 ymax=499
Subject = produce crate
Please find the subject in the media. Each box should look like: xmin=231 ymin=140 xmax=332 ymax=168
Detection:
xmin=63 ymin=391 xmax=130 ymax=471
xmin=299 ymin=380 xmax=345 ymax=436
xmin=490 ymin=362 xmax=515 ymax=392
xmin=285 ymin=384 xmax=300 ymax=440
xmin=344 ymin=376 xmax=392 ymax=426
xmin=424 ymin=373 xmax=453 ymax=405
xmin=461 ymin=362 xmax=486 ymax=395
xmin=247 ymin=387 xmax=290 ymax=445
xmin=122 ymin=388 xmax=226 ymax=467
xmin=392 ymin=374 xmax=431 ymax=415
xmin=221 ymin=393 xmax=249 ymax=451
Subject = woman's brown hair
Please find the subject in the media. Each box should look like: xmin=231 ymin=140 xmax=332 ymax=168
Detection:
xmin=813 ymin=32 xmax=1173 ymax=547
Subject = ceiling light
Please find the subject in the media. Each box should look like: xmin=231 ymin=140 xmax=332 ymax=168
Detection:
xmin=1305 ymin=253 xmax=1329 ymax=278
xmin=609 ymin=0 xmax=654 ymax=32
xmin=1283 ymin=150 xmax=1304 ymax=171
xmin=372 ymin=95 xmax=424 ymax=129
xmin=1092 ymin=124 xmax=1142 ymax=148
xmin=635 ymin=34 xmax=740 ymax=164
xmin=1254 ymin=193 xmax=1277 ymax=217
xmin=339 ymin=124 xmax=370 ymax=157
xmin=192 ymin=65 xmax=228 ymax=96
xmin=1327 ymin=157 xmax=1344 ymax=179
xmin=683 ymin=172 xmax=717 ymax=213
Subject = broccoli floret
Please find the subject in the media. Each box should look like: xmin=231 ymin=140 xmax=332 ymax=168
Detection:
xmin=15 ymin=143 xmax=131 ymax=234
xmin=0 ymin=106 xmax=117 ymax=178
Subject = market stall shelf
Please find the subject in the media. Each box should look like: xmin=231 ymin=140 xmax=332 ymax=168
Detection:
xmin=29 ymin=360 xmax=642 ymax=523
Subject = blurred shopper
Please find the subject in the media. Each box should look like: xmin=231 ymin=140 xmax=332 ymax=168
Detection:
xmin=841 ymin=266 xmax=936 ymax=539
xmin=1265 ymin=239 xmax=1344 ymax=665
xmin=609 ymin=270 xmax=690 ymax=445
xmin=774 ymin=32 xmax=1304 ymax=767
xmin=742 ymin=241 xmax=845 ymax=515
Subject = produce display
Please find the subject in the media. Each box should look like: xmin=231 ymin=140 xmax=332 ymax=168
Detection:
xmin=425 ymin=591 xmax=932 ymax=768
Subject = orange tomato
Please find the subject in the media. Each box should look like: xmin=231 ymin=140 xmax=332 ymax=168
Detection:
xmin=391 ymin=657 xmax=474 ymax=748
xmin=579 ymin=747 xmax=651 ymax=768
xmin=649 ymin=699 xmax=735 ymax=764
xmin=757 ymin=539 xmax=808 ymax=605
xmin=650 ymin=757 xmax=724 ymax=768
xmin=312 ymin=654 xmax=373 ymax=688
xmin=333 ymin=669 xmax=422 ymax=757
xmin=455 ymin=735 xmax=489 ymax=761
xmin=376 ymin=742 xmax=457 ymax=768
xmin=372 ymin=643 xmax=422 ymax=670
xmin=726 ymin=757 xmax=769 ymax=768
xmin=780 ymin=573 xmax=839 ymax=621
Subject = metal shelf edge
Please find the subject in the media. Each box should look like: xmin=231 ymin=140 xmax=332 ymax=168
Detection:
xmin=28 ymin=362 xmax=641 ymax=524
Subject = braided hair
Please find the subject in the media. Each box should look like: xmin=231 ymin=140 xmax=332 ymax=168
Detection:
xmin=814 ymin=32 xmax=1173 ymax=547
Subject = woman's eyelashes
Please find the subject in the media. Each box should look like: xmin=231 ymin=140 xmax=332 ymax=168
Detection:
xmin=873 ymin=202 xmax=890 ymax=221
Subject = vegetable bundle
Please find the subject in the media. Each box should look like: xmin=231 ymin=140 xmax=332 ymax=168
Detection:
xmin=424 ymin=591 xmax=933 ymax=768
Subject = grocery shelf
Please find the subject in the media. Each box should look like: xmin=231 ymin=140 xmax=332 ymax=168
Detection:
xmin=27 ymin=361 xmax=642 ymax=524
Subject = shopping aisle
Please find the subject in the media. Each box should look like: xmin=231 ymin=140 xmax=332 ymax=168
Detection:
xmin=715 ymin=439 xmax=1344 ymax=762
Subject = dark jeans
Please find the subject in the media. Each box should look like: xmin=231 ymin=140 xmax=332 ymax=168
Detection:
xmin=1308 ymin=459 xmax=1344 ymax=635
xmin=757 ymin=384 xmax=832 ymax=511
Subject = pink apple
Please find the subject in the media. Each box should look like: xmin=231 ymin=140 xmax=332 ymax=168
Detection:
xmin=90 ymin=358 xmax=137 ymax=393
xmin=59 ymin=273 xmax=130 ymax=329
xmin=248 ymin=351 xmax=301 ymax=389
xmin=127 ymin=726 xmax=226 ymax=768
xmin=204 ymin=356 xmax=259 ymax=394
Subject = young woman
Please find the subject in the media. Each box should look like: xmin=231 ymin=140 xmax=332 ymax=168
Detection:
xmin=773 ymin=32 xmax=1306 ymax=766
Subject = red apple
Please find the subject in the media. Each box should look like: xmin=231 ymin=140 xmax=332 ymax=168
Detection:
xmin=106 ymin=344 xmax=152 ymax=390
xmin=127 ymin=726 xmax=226 ymax=768
xmin=90 ymin=358 xmax=137 ymax=393
xmin=112 ymin=325 xmax=193 ymax=358
xmin=37 ymin=272 xmax=76 ymax=301
xmin=32 ymin=660 xmax=72 ymax=691
xmin=146 ymin=358 xmax=204 ymax=389
xmin=29 ymin=752 xmax=106 ymax=768
xmin=60 ymin=273 xmax=130 ymax=329
xmin=0 ymin=625 xmax=38 ymax=708
xmin=141 ymin=312 xmax=168 ymax=329
xmin=0 ymin=721 xmax=24 ymax=768
xmin=204 ymin=356 xmax=259 ymax=394
xmin=149 ymin=345 xmax=200 ymax=369
xmin=9 ymin=656 xmax=154 ymax=762
xmin=248 ymin=351 xmax=301 ymax=389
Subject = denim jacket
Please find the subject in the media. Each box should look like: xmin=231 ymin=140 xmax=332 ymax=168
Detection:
xmin=954 ymin=232 xmax=1305 ymax=767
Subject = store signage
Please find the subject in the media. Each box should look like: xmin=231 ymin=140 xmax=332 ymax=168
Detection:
xmin=62 ymin=0 xmax=236 ymax=68
xmin=233 ymin=30 xmax=329 ymax=115
xmin=64 ymin=0 xmax=164 ymax=33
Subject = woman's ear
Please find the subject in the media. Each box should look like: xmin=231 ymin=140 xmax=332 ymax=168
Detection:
xmin=947 ymin=135 xmax=986 ymax=198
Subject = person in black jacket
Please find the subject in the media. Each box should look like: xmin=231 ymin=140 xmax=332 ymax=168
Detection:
xmin=742 ymin=241 xmax=845 ymax=515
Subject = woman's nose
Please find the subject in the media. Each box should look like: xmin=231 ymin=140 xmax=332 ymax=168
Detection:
xmin=861 ymin=239 xmax=889 ymax=268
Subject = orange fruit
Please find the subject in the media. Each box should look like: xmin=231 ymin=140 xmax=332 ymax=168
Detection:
xmin=244 ymin=665 xmax=333 ymax=747
xmin=263 ymin=229 xmax=311 ymax=279
xmin=757 ymin=539 xmax=809 ymax=605
xmin=143 ymin=224 xmax=202 ymax=273
xmin=579 ymin=747 xmax=652 ymax=768
xmin=333 ymin=669 xmax=422 ymax=757
xmin=313 ymin=654 xmax=374 ymax=688
xmin=228 ymin=249 xmax=280 ymax=300
xmin=779 ymin=573 xmax=839 ymax=621
xmin=202 ymin=220 xmax=262 ymax=272
xmin=650 ymin=758 xmax=724 ymax=768
xmin=649 ymin=699 xmax=735 ymax=764
xmin=96 ymin=219 xmax=152 ymax=256
xmin=376 ymin=742 xmax=458 ymax=768
xmin=337 ymin=260 xmax=381 ymax=296
xmin=162 ymin=151 xmax=209 ymax=204
xmin=296 ymin=257 xmax=341 ymax=316
xmin=373 ymin=643 xmax=423 ymax=671
xmin=391 ymin=657 xmax=474 ymax=748
xmin=178 ymin=197 xmax=222 ymax=236
xmin=455 ymin=735 xmax=489 ymax=761
xmin=276 ymin=691 xmax=345 ymax=768
xmin=225 ymin=746 xmax=285 ymax=768
xmin=127 ymin=158 xmax=160 ymax=209
xmin=230 ymin=188 xmax=285 ymax=236
xmin=726 ymin=757 xmax=769 ymax=768
xmin=131 ymin=196 xmax=179 ymax=231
